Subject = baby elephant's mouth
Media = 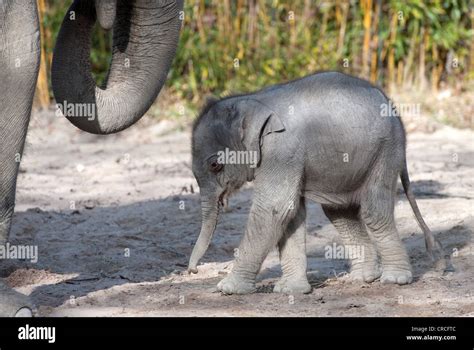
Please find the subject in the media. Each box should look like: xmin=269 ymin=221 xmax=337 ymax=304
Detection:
xmin=218 ymin=189 xmax=228 ymax=207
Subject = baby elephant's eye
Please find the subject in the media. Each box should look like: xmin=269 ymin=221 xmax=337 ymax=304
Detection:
xmin=209 ymin=161 xmax=224 ymax=174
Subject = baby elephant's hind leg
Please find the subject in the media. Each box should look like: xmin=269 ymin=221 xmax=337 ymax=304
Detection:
xmin=360 ymin=179 xmax=412 ymax=284
xmin=274 ymin=198 xmax=311 ymax=294
xmin=322 ymin=205 xmax=381 ymax=283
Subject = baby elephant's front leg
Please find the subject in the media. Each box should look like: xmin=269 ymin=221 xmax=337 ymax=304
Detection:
xmin=274 ymin=199 xmax=311 ymax=294
xmin=218 ymin=182 xmax=301 ymax=294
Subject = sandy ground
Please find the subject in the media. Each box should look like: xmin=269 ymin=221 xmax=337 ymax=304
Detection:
xmin=2 ymin=108 xmax=473 ymax=317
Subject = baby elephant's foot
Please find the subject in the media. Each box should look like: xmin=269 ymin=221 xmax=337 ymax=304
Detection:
xmin=273 ymin=277 xmax=312 ymax=294
xmin=381 ymin=268 xmax=413 ymax=285
xmin=217 ymin=273 xmax=256 ymax=295
xmin=348 ymin=263 xmax=382 ymax=283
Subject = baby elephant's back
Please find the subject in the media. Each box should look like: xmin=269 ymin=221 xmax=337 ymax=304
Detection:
xmin=259 ymin=72 xmax=406 ymax=191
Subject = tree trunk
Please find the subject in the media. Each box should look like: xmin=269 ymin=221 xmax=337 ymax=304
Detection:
xmin=362 ymin=0 xmax=372 ymax=77
xmin=34 ymin=0 xmax=50 ymax=109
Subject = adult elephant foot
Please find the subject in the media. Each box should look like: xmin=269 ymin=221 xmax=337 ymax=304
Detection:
xmin=0 ymin=280 xmax=35 ymax=317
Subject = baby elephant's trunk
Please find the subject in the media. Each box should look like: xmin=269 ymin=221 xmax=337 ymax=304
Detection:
xmin=188 ymin=196 xmax=219 ymax=273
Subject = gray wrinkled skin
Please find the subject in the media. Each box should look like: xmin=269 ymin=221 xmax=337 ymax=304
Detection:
xmin=0 ymin=0 xmax=182 ymax=316
xmin=52 ymin=0 xmax=184 ymax=134
xmin=190 ymin=71 xmax=447 ymax=295
xmin=0 ymin=0 xmax=40 ymax=317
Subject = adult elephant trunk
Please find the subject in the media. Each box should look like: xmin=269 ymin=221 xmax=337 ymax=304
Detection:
xmin=52 ymin=0 xmax=183 ymax=135
xmin=188 ymin=195 xmax=219 ymax=273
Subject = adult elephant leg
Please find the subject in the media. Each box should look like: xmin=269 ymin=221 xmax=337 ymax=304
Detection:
xmin=322 ymin=205 xmax=380 ymax=283
xmin=0 ymin=283 xmax=35 ymax=317
xmin=273 ymin=197 xmax=311 ymax=294
xmin=0 ymin=0 xmax=40 ymax=316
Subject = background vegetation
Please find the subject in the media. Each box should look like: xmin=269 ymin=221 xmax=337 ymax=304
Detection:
xmin=35 ymin=0 xmax=474 ymax=112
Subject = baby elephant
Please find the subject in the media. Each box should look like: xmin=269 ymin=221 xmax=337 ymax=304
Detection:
xmin=189 ymin=71 xmax=445 ymax=295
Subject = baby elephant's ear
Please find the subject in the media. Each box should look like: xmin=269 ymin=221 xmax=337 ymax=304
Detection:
xmin=235 ymin=99 xmax=285 ymax=167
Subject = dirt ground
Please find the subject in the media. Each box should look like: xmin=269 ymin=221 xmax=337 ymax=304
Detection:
xmin=2 ymin=107 xmax=473 ymax=317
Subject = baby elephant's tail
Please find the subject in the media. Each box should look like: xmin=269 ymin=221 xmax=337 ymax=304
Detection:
xmin=400 ymin=165 xmax=454 ymax=272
